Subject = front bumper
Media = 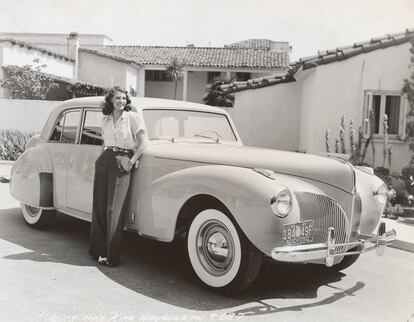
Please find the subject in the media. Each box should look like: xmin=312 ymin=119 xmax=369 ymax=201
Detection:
xmin=271 ymin=222 xmax=396 ymax=267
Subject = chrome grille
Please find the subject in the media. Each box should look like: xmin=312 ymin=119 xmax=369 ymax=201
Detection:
xmin=294 ymin=191 xmax=350 ymax=253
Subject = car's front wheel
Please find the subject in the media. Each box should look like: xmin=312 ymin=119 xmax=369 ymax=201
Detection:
xmin=21 ymin=203 xmax=55 ymax=229
xmin=187 ymin=208 xmax=262 ymax=294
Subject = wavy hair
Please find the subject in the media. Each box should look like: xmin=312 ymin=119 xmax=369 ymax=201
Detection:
xmin=101 ymin=86 xmax=133 ymax=115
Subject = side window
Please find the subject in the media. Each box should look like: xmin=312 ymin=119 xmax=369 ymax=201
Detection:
xmin=49 ymin=110 xmax=81 ymax=143
xmin=81 ymin=110 xmax=103 ymax=145
xmin=363 ymin=91 xmax=407 ymax=140
xmin=50 ymin=114 xmax=64 ymax=142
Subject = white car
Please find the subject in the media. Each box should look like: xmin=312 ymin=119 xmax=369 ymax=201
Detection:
xmin=10 ymin=96 xmax=396 ymax=293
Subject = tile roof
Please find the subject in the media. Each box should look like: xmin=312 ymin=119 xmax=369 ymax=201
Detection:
xmin=224 ymin=39 xmax=273 ymax=50
xmin=220 ymin=69 xmax=297 ymax=94
xmin=0 ymin=38 xmax=73 ymax=62
xmin=293 ymin=28 xmax=414 ymax=70
xmin=79 ymin=48 xmax=141 ymax=67
xmin=221 ymin=29 xmax=414 ymax=93
xmin=90 ymin=45 xmax=289 ymax=69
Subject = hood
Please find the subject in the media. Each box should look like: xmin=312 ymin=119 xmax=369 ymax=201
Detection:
xmin=151 ymin=142 xmax=354 ymax=193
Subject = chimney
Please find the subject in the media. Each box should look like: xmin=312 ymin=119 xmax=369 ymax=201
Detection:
xmin=67 ymin=32 xmax=79 ymax=78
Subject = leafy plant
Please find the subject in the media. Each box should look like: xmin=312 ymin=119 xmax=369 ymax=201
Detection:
xmin=72 ymin=82 xmax=106 ymax=98
xmin=0 ymin=129 xmax=34 ymax=161
xmin=401 ymin=35 xmax=414 ymax=182
xmin=0 ymin=59 xmax=58 ymax=99
xmin=203 ymin=80 xmax=235 ymax=107
xmin=129 ymin=86 xmax=137 ymax=97
xmin=326 ymin=115 xmax=373 ymax=166
xmin=382 ymin=114 xmax=392 ymax=169
xmin=166 ymin=57 xmax=185 ymax=100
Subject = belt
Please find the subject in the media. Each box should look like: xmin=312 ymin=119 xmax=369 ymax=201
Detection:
xmin=105 ymin=146 xmax=133 ymax=154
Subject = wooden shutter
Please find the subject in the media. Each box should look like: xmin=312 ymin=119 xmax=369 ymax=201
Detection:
xmin=398 ymin=94 xmax=407 ymax=140
xmin=363 ymin=91 xmax=373 ymax=139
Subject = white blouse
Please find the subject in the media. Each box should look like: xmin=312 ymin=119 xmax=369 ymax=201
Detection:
xmin=102 ymin=111 xmax=145 ymax=150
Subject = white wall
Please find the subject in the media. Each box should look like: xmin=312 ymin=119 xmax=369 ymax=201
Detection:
xmin=187 ymin=71 xmax=208 ymax=103
xmin=224 ymin=82 xmax=301 ymax=150
xmin=145 ymin=79 xmax=183 ymax=100
xmin=126 ymin=66 xmax=138 ymax=93
xmin=298 ymin=43 xmax=412 ymax=172
xmin=0 ymin=99 xmax=60 ymax=133
xmin=78 ymin=51 xmax=138 ymax=90
xmin=1 ymin=44 xmax=74 ymax=79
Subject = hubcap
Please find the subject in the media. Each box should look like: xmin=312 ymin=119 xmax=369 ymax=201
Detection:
xmin=25 ymin=205 xmax=41 ymax=217
xmin=196 ymin=219 xmax=235 ymax=276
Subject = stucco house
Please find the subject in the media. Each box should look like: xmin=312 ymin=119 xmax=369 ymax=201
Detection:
xmin=0 ymin=38 xmax=74 ymax=99
xmin=0 ymin=35 xmax=107 ymax=100
xmin=219 ymin=29 xmax=414 ymax=173
xmin=0 ymin=32 xmax=290 ymax=103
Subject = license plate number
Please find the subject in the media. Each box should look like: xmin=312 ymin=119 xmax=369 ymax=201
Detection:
xmin=282 ymin=220 xmax=314 ymax=246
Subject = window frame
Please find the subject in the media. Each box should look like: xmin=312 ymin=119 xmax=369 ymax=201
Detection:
xmin=48 ymin=107 xmax=83 ymax=144
xmin=142 ymin=108 xmax=238 ymax=142
xmin=145 ymin=70 xmax=170 ymax=82
xmin=207 ymin=71 xmax=222 ymax=84
xmin=80 ymin=107 xmax=104 ymax=146
xmin=235 ymin=72 xmax=252 ymax=82
xmin=363 ymin=90 xmax=407 ymax=141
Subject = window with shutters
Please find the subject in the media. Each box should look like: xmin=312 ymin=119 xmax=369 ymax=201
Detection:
xmin=145 ymin=70 xmax=170 ymax=81
xmin=363 ymin=91 xmax=407 ymax=140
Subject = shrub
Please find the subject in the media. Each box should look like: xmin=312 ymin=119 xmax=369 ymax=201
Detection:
xmin=203 ymin=81 xmax=235 ymax=107
xmin=0 ymin=129 xmax=35 ymax=161
xmin=325 ymin=115 xmax=372 ymax=166
xmin=325 ymin=113 xmax=391 ymax=168
xmin=0 ymin=59 xmax=58 ymax=100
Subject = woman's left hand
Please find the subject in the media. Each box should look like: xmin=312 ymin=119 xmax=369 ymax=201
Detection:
xmin=116 ymin=156 xmax=133 ymax=172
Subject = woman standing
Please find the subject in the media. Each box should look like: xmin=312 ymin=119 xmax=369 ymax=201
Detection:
xmin=89 ymin=86 xmax=147 ymax=267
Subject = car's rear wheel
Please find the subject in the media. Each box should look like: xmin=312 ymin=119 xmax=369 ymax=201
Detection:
xmin=21 ymin=203 xmax=55 ymax=229
xmin=187 ymin=208 xmax=262 ymax=294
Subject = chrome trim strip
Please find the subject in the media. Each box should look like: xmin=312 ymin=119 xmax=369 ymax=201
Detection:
xmin=347 ymin=162 xmax=357 ymax=242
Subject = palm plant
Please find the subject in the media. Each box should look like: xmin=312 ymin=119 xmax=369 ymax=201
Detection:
xmin=166 ymin=57 xmax=185 ymax=100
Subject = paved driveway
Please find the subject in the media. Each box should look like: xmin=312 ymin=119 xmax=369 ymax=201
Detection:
xmin=0 ymin=164 xmax=413 ymax=322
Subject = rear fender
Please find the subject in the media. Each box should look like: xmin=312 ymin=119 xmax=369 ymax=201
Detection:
xmin=10 ymin=145 xmax=53 ymax=209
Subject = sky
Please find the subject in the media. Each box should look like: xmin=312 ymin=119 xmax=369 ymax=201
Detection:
xmin=1 ymin=0 xmax=413 ymax=60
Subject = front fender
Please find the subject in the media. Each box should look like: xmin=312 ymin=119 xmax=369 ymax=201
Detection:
xmin=138 ymin=164 xmax=321 ymax=256
xmin=354 ymin=167 xmax=385 ymax=234
xmin=10 ymin=145 xmax=53 ymax=208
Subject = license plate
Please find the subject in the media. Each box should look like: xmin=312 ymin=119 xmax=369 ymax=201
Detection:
xmin=282 ymin=220 xmax=314 ymax=246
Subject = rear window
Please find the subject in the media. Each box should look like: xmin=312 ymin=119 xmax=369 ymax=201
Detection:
xmin=49 ymin=109 xmax=81 ymax=143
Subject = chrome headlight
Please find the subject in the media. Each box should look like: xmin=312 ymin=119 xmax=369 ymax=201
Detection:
xmin=270 ymin=189 xmax=292 ymax=218
xmin=373 ymin=183 xmax=388 ymax=208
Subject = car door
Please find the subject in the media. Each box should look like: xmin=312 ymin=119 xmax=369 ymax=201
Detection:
xmin=66 ymin=108 xmax=103 ymax=217
xmin=46 ymin=108 xmax=82 ymax=210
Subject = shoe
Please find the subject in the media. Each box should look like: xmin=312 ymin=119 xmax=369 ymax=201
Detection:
xmin=98 ymin=256 xmax=118 ymax=267
xmin=98 ymin=256 xmax=108 ymax=265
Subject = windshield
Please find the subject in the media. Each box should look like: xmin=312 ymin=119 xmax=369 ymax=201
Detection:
xmin=143 ymin=109 xmax=237 ymax=142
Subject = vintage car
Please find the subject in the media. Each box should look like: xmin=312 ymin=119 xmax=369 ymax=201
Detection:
xmin=10 ymin=96 xmax=396 ymax=293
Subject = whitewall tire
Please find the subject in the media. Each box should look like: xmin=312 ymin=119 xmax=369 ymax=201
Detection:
xmin=187 ymin=208 xmax=262 ymax=293
xmin=21 ymin=203 xmax=55 ymax=229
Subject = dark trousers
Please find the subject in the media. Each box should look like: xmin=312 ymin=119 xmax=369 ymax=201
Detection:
xmin=89 ymin=149 xmax=132 ymax=265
